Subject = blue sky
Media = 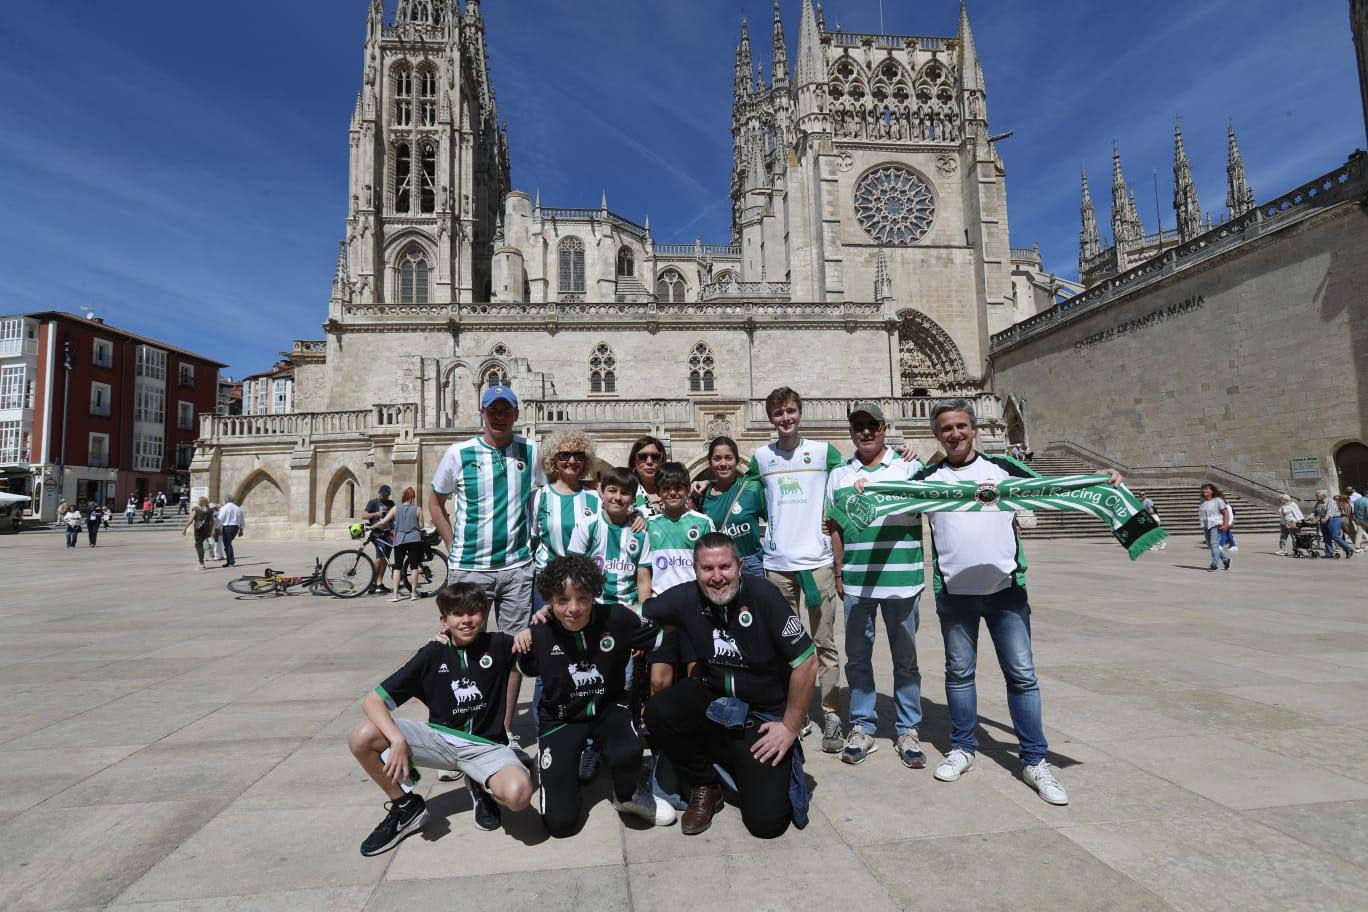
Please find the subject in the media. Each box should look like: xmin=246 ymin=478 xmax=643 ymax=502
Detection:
xmin=0 ymin=0 xmax=1362 ymax=378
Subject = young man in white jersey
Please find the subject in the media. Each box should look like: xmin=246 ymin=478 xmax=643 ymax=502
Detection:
xmin=744 ymin=387 xmax=844 ymax=752
xmin=429 ymin=385 xmax=547 ymax=741
xmin=906 ymin=399 xmax=1121 ymax=806
xmin=646 ymin=462 xmax=715 ymax=695
xmin=825 ymin=402 xmax=927 ymax=768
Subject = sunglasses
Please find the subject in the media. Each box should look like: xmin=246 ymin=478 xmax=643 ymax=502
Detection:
xmin=635 ymin=452 xmax=663 ymax=464
xmin=850 ymin=421 xmax=882 ymax=433
xmin=556 ymin=451 xmax=587 ymax=461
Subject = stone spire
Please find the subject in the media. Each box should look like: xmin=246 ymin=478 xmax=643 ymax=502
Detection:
xmin=1225 ymin=120 xmax=1256 ymax=219
xmin=746 ymin=135 xmax=767 ymax=192
xmin=771 ymin=0 xmax=789 ymax=88
xmin=795 ymin=0 xmax=830 ymax=135
xmin=816 ymin=1 xmax=825 ymax=31
xmin=1172 ymin=120 xmax=1203 ymax=242
xmin=331 ymin=241 xmax=351 ymax=300
xmin=1110 ymin=144 xmax=1144 ymax=249
xmin=1079 ymin=167 xmax=1101 ymax=266
xmin=754 ymin=62 xmax=765 ymax=94
xmin=957 ymin=1 xmax=987 ymax=134
xmin=1353 ymin=0 xmax=1368 ymax=141
xmin=874 ymin=248 xmax=893 ymax=305
xmin=734 ymin=17 xmax=753 ymax=105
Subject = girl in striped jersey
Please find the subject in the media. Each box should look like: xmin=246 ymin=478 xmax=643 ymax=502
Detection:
xmin=531 ymin=432 xmax=601 ymax=610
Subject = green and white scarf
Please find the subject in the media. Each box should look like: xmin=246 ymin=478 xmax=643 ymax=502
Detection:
xmin=827 ymin=473 xmax=1168 ymax=561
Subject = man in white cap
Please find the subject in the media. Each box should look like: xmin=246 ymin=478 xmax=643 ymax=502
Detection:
xmin=429 ymin=385 xmax=546 ymax=739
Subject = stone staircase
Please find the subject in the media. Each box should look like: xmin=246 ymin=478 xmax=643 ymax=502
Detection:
xmin=614 ymin=275 xmax=652 ymax=302
xmin=1018 ymin=448 xmax=1282 ymax=539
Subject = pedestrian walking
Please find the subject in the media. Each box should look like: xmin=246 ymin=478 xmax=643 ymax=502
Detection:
xmin=1199 ymin=483 xmax=1233 ymax=572
xmin=85 ymin=501 xmax=102 ymax=547
xmin=204 ymin=504 xmax=223 ymax=561
xmin=177 ymin=491 xmax=189 ymax=515
xmin=1313 ymin=490 xmax=1353 ymax=559
xmin=1352 ymin=490 xmax=1368 ymax=552
xmin=183 ymin=496 xmax=216 ymax=569
xmin=1276 ymin=495 xmax=1305 ymax=555
xmin=155 ymin=491 xmax=167 ymax=521
xmin=62 ymin=504 xmax=82 ymax=548
xmin=218 ymin=496 xmax=245 ymax=567
xmin=142 ymin=495 xmax=153 ymax=523
xmin=1138 ymin=490 xmax=1166 ymax=551
xmin=125 ymin=496 xmax=137 ymax=525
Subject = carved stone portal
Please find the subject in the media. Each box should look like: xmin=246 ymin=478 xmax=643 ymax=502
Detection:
xmin=897 ymin=310 xmax=968 ymax=394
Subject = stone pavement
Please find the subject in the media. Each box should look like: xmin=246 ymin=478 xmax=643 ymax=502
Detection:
xmin=2 ymin=526 xmax=1367 ymax=911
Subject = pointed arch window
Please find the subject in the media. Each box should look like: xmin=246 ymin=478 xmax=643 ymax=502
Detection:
xmin=688 ymin=342 xmax=716 ymax=393
xmin=395 ymin=143 xmax=412 ymax=213
xmin=558 ymin=237 xmax=585 ymax=295
xmin=481 ymin=365 xmax=510 ymax=390
xmin=420 ymin=144 xmax=436 ymax=213
xmin=398 ymin=246 xmax=429 ymax=305
xmin=418 ymin=67 xmax=438 ymax=127
xmin=616 ymin=246 xmax=635 ymax=277
xmin=655 ymin=268 xmax=686 ymax=303
xmin=588 ymin=343 xmax=617 ymax=394
xmin=393 ymin=63 xmax=413 ymax=127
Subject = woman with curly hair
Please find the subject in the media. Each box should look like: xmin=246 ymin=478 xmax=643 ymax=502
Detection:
xmin=531 ymin=432 xmax=601 ymax=609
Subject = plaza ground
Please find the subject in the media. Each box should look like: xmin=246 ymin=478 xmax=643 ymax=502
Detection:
xmin=1 ymin=526 xmax=1366 ymax=911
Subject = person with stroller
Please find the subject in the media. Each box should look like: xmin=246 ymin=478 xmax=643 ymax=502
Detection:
xmin=1276 ymin=495 xmax=1304 ymax=556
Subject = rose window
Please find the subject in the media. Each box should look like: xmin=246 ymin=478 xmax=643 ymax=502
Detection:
xmin=854 ymin=165 xmax=936 ymax=245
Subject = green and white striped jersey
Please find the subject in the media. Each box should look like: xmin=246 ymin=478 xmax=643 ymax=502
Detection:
xmin=825 ymin=449 xmax=925 ymax=599
xmin=431 ymin=435 xmax=547 ymax=571
xmin=567 ymin=513 xmax=652 ymax=607
xmin=532 ymin=486 xmax=602 ymax=572
xmin=646 ymin=510 xmax=715 ymax=595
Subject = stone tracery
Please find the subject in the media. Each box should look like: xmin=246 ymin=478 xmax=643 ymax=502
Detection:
xmin=854 ymin=165 xmax=936 ymax=245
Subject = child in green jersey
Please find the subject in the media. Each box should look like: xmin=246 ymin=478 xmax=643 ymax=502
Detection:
xmin=695 ymin=436 xmax=767 ymax=578
xmin=568 ymin=466 xmax=653 ymax=610
xmin=646 ymin=462 xmax=716 ymax=695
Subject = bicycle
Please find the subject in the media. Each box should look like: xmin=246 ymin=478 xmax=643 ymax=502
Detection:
xmin=321 ymin=525 xmax=449 ymax=600
xmin=226 ymin=558 xmax=329 ymax=597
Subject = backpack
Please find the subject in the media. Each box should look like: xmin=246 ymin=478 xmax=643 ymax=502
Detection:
xmin=195 ymin=508 xmax=215 ymax=536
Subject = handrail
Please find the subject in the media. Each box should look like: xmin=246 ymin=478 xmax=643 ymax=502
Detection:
xmin=1045 ymin=440 xmax=1287 ymax=507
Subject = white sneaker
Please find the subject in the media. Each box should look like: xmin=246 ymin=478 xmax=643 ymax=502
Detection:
xmin=436 ymin=769 xmax=463 ymax=782
xmin=1275 ymin=550 xmax=1286 ymax=556
xmin=612 ymin=784 xmax=678 ymax=826
xmin=1022 ymin=760 xmax=1069 ymax=805
xmin=934 ymin=749 xmax=974 ymax=782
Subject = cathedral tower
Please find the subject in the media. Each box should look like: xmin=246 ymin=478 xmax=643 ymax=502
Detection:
xmin=333 ymin=0 xmax=509 ymax=321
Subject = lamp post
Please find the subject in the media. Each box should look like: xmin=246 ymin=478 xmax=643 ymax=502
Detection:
xmin=57 ymin=338 xmax=72 ymax=511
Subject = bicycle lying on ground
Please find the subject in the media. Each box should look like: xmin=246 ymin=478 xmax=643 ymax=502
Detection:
xmin=318 ymin=525 xmax=449 ymax=600
xmin=226 ymin=558 xmax=330 ymax=597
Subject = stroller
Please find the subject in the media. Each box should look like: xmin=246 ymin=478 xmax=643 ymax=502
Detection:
xmin=1290 ymin=520 xmax=1321 ymax=558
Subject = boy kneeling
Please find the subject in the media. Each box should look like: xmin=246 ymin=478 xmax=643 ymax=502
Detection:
xmin=348 ymin=583 xmax=533 ymax=856
xmin=518 ymin=555 xmax=676 ymax=836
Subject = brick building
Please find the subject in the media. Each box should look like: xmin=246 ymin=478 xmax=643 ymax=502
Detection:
xmin=0 ymin=311 xmax=225 ymax=522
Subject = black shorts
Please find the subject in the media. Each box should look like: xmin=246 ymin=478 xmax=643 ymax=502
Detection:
xmin=391 ymin=542 xmax=424 ymax=574
xmin=647 ymin=627 xmax=680 ymax=666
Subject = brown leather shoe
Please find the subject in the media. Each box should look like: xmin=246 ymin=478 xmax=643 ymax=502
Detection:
xmin=681 ymin=784 xmax=724 ymax=835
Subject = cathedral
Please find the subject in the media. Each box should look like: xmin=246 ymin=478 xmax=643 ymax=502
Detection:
xmin=196 ymin=0 xmax=1060 ymax=535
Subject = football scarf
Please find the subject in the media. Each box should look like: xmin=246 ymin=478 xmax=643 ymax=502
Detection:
xmin=827 ymin=473 xmax=1167 ymax=561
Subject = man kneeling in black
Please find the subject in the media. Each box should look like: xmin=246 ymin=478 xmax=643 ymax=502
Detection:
xmin=518 ymin=555 xmax=677 ymax=836
xmin=644 ymin=532 xmax=817 ymax=838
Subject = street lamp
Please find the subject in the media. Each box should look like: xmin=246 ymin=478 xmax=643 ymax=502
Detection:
xmin=57 ymin=338 xmax=72 ymax=511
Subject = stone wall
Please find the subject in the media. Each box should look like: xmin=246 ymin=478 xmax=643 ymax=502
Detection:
xmin=992 ymin=189 xmax=1368 ymax=500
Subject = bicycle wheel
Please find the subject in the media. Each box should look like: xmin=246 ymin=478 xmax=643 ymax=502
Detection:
xmin=410 ymin=547 xmax=449 ymax=598
xmin=227 ymin=575 xmax=277 ymax=596
xmin=322 ymin=548 xmax=376 ymax=598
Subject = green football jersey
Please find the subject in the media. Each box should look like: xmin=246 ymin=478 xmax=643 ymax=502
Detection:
xmin=568 ymin=513 xmax=652 ymax=607
xmin=646 ymin=510 xmax=715 ymax=595
xmin=533 ymin=486 xmax=601 ymax=572
xmin=699 ymin=479 xmax=766 ymax=558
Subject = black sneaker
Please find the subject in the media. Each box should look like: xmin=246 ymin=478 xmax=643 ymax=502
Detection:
xmin=1222 ymin=558 xmax=1231 ymax=571
xmin=578 ymin=742 xmax=600 ymax=783
xmin=468 ymin=777 xmax=501 ymax=831
xmin=360 ymin=794 xmax=427 ymax=856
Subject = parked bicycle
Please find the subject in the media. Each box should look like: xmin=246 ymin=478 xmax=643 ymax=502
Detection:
xmin=320 ymin=524 xmax=449 ymax=600
xmin=227 ymin=558 xmax=330 ymax=597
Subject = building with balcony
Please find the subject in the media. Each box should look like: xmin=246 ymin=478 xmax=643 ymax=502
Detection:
xmin=1 ymin=311 xmax=226 ymax=521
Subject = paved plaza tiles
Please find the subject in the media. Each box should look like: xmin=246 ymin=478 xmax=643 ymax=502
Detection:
xmin=1 ymin=526 xmax=1366 ymax=911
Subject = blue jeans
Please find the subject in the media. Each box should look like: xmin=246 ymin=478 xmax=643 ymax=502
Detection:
xmin=936 ymin=586 xmax=1048 ymax=766
xmin=65 ymin=525 xmax=79 ymax=547
xmin=1203 ymin=526 xmax=1228 ymax=567
xmin=843 ymin=593 xmax=922 ymax=737
xmin=1218 ymin=528 xmax=1237 ymax=549
xmin=1323 ymin=517 xmax=1352 ymax=557
xmin=221 ymin=525 xmax=240 ymax=565
xmin=740 ymin=552 xmax=765 ymax=578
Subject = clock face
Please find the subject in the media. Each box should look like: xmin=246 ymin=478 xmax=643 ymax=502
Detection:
xmin=854 ymin=165 xmax=937 ymax=245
